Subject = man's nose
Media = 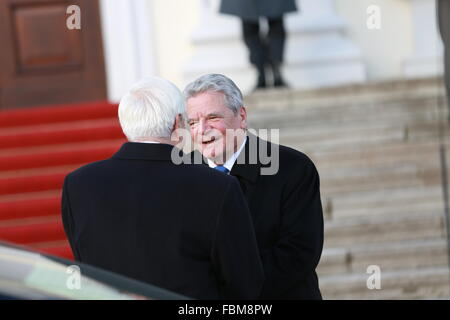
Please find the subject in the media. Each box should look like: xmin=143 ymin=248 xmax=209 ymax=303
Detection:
xmin=198 ymin=119 xmax=210 ymax=135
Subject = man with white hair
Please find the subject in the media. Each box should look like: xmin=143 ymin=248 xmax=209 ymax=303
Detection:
xmin=184 ymin=74 xmax=324 ymax=300
xmin=61 ymin=76 xmax=264 ymax=299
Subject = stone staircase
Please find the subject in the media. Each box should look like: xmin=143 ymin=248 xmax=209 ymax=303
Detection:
xmin=245 ymin=77 xmax=450 ymax=299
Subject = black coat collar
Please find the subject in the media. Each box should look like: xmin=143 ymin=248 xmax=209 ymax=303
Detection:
xmin=230 ymin=134 xmax=261 ymax=184
xmin=112 ymin=142 xmax=183 ymax=161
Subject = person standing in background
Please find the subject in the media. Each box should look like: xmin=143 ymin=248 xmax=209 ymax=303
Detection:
xmin=220 ymin=0 xmax=298 ymax=90
xmin=437 ymin=0 xmax=450 ymax=120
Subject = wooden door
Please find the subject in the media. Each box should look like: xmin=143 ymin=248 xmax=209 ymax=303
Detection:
xmin=0 ymin=0 xmax=107 ymax=109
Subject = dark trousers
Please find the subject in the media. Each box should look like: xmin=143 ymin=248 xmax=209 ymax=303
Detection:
xmin=241 ymin=17 xmax=286 ymax=69
xmin=438 ymin=0 xmax=450 ymax=110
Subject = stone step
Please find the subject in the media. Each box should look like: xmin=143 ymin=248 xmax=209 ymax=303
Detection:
xmin=319 ymin=164 xmax=441 ymax=195
xmin=318 ymin=162 xmax=440 ymax=181
xmin=319 ymin=266 xmax=450 ymax=299
xmin=248 ymin=96 xmax=443 ymax=129
xmin=245 ymin=77 xmax=445 ymax=111
xmin=310 ymin=141 xmax=442 ymax=171
xmin=328 ymin=186 xmax=444 ymax=219
xmin=276 ymin=121 xmax=448 ymax=153
xmin=296 ymin=86 xmax=445 ymax=113
xmin=349 ymin=239 xmax=449 ymax=275
xmin=317 ymin=248 xmax=349 ymax=276
xmin=317 ymin=238 xmax=449 ymax=277
xmin=319 ymin=168 xmax=441 ymax=198
xmin=277 ymin=124 xmax=406 ymax=152
xmin=323 ymin=211 xmax=445 ymax=247
xmin=405 ymin=122 xmax=449 ymax=143
xmin=319 ymin=160 xmax=440 ymax=181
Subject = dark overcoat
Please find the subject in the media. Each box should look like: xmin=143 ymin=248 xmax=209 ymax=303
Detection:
xmin=220 ymin=0 xmax=298 ymax=21
xmin=193 ymin=134 xmax=324 ymax=299
xmin=62 ymin=142 xmax=265 ymax=300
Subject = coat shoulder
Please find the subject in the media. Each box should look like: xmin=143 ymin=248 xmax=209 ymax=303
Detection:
xmin=279 ymin=144 xmax=315 ymax=166
xmin=271 ymin=142 xmax=319 ymax=178
xmin=64 ymin=159 xmax=111 ymax=182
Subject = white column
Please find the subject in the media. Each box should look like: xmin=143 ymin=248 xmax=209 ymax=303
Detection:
xmin=403 ymin=0 xmax=444 ymax=78
xmin=182 ymin=0 xmax=366 ymax=94
xmin=182 ymin=0 xmax=250 ymax=90
xmin=283 ymin=0 xmax=366 ymax=90
xmin=99 ymin=0 xmax=157 ymax=102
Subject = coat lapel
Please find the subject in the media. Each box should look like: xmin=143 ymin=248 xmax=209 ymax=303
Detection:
xmin=230 ymin=135 xmax=262 ymax=222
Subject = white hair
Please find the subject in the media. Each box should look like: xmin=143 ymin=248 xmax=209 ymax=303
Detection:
xmin=183 ymin=74 xmax=243 ymax=115
xmin=118 ymin=77 xmax=185 ymax=141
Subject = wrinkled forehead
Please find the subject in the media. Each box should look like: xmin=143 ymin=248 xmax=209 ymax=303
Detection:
xmin=186 ymin=91 xmax=232 ymax=117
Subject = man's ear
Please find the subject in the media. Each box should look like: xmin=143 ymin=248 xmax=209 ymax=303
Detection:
xmin=239 ymin=106 xmax=248 ymax=129
xmin=173 ymin=114 xmax=185 ymax=131
xmin=171 ymin=114 xmax=185 ymax=143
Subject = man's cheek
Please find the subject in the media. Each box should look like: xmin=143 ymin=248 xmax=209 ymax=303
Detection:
xmin=193 ymin=132 xmax=202 ymax=146
xmin=203 ymin=144 xmax=215 ymax=158
xmin=213 ymin=139 xmax=225 ymax=155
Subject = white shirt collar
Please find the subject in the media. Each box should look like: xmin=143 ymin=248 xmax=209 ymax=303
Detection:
xmin=207 ymin=137 xmax=246 ymax=172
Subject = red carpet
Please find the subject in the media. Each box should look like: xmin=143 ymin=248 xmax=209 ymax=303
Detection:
xmin=0 ymin=101 xmax=126 ymax=260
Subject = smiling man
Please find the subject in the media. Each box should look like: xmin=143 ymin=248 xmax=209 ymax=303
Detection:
xmin=184 ymin=74 xmax=324 ymax=300
xmin=186 ymin=82 xmax=248 ymax=168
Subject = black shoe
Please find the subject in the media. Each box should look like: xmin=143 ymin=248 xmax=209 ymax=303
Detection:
xmin=271 ymin=62 xmax=289 ymax=88
xmin=273 ymin=76 xmax=288 ymax=88
xmin=254 ymin=72 xmax=267 ymax=91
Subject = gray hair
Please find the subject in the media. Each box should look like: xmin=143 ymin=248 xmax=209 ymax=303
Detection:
xmin=183 ymin=74 xmax=243 ymax=114
xmin=118 ymin=76 xmax=185 ymax=141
